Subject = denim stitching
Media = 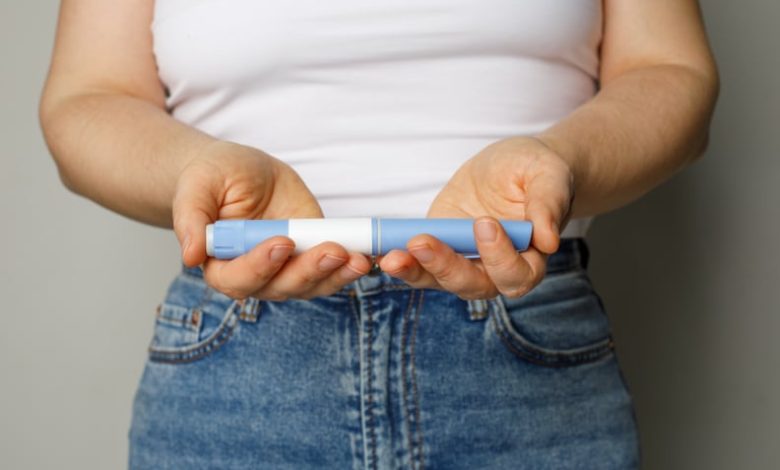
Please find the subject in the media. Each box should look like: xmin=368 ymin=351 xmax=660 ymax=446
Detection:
xmin=195 ymin=285 xmax=215 ymax=312
xmin=358 ymin=284 xmax=413 ymax=296
xmin=487 ymin=299 xmax=614 ymax=367
xmin=148 ymin=301 xmax=240 ymax=364
xmin=411 ymin=290 xmax=425 ymax=470
xmin=364 ymin=298 xmax=379 ymax=470
xmin=383 ymin=284 xmax=415 ymax=290
xmin=400 ymin=290 xmax=417 ymax=470
xmin=347 ymin=291 xmax=365 ymax=467
xmin=237 ymin=297 xmax=261 ymax=323
xmin=250 ymin=298 xmax=262 ymax=322
xmin=155 ymin=303 xmax=201 ymax=333
xmin=492 ymin=296 xmax=614 ymax=357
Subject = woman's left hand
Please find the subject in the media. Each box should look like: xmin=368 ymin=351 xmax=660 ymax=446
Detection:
xmin=376 ymin=136 xmax=575 ymax=300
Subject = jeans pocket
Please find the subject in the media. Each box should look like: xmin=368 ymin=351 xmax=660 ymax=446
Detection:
xmin=148 ymin=271 xmax=241 ymax=364
xmin=488 ymin=268 xmax=614 ymax=367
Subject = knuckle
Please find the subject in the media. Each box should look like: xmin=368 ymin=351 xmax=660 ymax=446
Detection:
xmin=432 ymin=258 xmax=458 ymax=281
xmin=248 ymin=259 xmax=275 ymax=281
xmin=530 ymin=265 xmax=546 ymax=285
xmin=294 ymin=269 xmax=320 ymax=286
xmin=481 ymin=255 xmax=507 ymax=270
xmin=481 ymin=247 xmax=516 ymax=269
xmin=398 ymin=265 xmax=423 ymax=283
xmin=405 ymin=265 xmax=428 ymax=283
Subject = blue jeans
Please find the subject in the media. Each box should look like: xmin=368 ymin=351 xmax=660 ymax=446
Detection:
xmin=129 ymin=239 xmax=639 ymax=469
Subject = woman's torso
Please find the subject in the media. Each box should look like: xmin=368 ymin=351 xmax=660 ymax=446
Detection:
xmin=152 ymin=0 xmax=602 ymax=237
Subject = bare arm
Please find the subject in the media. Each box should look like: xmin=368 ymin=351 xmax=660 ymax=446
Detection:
xmin=379 ymin=0 xmax=720 ymax=299
xmin=538 ymin=0 xmax=720 ymax=218
xmin=39 ymin=0 xmax=215 ymax=227
xmin=39 ymin=0 xmax=373 ymax=300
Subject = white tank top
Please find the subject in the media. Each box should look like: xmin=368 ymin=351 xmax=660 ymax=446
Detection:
xmin=152 ymin=0 xmax=601 ymax=238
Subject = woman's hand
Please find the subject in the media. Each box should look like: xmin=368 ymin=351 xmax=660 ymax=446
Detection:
xmin=173 ymin=141 xmax=372 ymax=300
xmin=376 ymin=136 xmax=574 ymax=300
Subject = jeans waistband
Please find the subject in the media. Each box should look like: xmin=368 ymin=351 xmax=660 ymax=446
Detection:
xmin=547 ymin=237 xmax=589 ymax=273
xmin=181 ymin=238 xmax=589 ymax=291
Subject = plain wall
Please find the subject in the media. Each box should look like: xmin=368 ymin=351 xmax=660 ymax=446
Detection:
xmin=588 ymin=1 xmax=780 ymax=468
xmin=0 ymin=1 xmax=777 ymax=468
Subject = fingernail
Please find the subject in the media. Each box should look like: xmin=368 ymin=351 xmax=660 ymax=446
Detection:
xmin=409 ymin=245 xmax=434 ymax=263
xmin=319 ymin=254 xmax=346 ymax=271
xmin=269 ymin=245 xmax=293 ymax=262
xmin=339 ymin=264 xmax=364 ymax=280
xmin=476 ymin=220 xmax=497 ymax=243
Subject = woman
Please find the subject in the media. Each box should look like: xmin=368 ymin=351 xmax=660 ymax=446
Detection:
xmin=40 ymin=0 xmax=718 ymax=468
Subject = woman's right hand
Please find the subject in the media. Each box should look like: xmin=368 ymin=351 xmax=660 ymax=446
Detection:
xmin=172 ymin=141 xmax=372 ymax=301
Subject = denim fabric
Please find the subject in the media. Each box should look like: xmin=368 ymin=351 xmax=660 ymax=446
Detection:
xmin=129 ymin=239 xmax=639 ymax=469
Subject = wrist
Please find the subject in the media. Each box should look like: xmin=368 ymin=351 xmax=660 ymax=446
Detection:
xmin=533 ymin=133 xmax=580 ymax=179
xmin=183 ymin=139 xmax=278 ymax=179
xmin=172 ymin=136 xmax=224 ymax=181
xmin=533 ymin=133 xmax=585 ymax=215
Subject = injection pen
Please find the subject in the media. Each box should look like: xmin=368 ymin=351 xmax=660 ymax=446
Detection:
xmin=206 ymin=218 xmax=532 ymax=259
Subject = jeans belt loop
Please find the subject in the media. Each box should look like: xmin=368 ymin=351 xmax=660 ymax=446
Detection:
xmin=466 ymin=299 xmax=490 ymax=321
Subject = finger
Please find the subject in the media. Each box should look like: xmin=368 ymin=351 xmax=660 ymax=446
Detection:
xmin=299 ymin=252 xmax=373 ymax=299
xmin=475 ymin=216 xmax=547 ymax=298
xmin=252 ymin=242 xmax=349 ymax=300
xmin=518 ymin=248 xmax=549 ymax=294
xmin=406 ymin=235 xmax=497 ymax=299
xmin=202 ymin=235 xmax=294 ymax=299
xmin=172 ymin=173 xmax=220 ymax=267
xmin=524 ymin=171 xmax=571 ymax=254
xmin=377 ymin=249 xmax=444 ymax=290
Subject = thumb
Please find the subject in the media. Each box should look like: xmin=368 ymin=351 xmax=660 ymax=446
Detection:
xmin=172 ymin=176 xmax=219 ymax=267
xmin=525 ymin=198 xmax=561 ymax=255
xmin=524 ymin=174 xmax=570 ymax=255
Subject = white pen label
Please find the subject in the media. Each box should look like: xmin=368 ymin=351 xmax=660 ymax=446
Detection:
xmin=288 ymin=218 xmax=373 ymax=254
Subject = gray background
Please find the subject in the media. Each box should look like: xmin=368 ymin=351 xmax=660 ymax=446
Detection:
xmin=1 ymin=1 xmax=777 ymax=468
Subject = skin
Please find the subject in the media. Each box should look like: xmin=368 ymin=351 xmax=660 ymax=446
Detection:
xmin=40 ymin=0 xmax=719 ymax=301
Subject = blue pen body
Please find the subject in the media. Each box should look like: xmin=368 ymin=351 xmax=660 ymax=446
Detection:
xmin=376 ymin=218 xmax=532 ymax=257
xmin=206 ymin=218 xmax=532 ymax=259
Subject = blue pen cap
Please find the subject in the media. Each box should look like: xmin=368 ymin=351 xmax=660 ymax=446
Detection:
xmin=206 ymin=219 xmax=289 ymax=259
xmin=207 ymin=220 xmax=246 ymax=259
